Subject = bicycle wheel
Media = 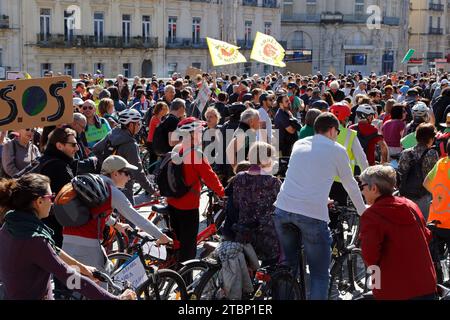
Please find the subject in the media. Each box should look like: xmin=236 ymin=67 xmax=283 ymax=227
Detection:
xmin=108 ymin=253 xmax=132 ymax=273
xmin=192 ymin=265 xmax=223 ymax=300
xmin=256 ymin=268 xmax=302 ymax=300
xmin=136 ymin=269 xmax=188 ymax=300
xmin=328 ymin=248 xmax=367 ymax=300
xmin=177 ymin=260 xmax=210 ymax=294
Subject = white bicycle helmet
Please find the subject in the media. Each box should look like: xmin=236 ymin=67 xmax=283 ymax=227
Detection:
xmin=356 ymin=104 xmax=376 ymax=120
xmin=412 ymin=102 xmax=430 ymax=119
xmin=118 ymin=109 xmax=142 ymax=125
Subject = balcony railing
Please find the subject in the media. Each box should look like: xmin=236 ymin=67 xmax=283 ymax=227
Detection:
xmin=429 ymin=27 xmax=444 ymax=34
xmin=429 ymin=2 xmax=444 ymax=11
xmin=242 ymin=0 xmax=279 ymax=8
xmin=0 ymin=15 xmax=9 ymax=28
xmin=36 ymin=34 xmax=159 ymax=48
xmin=165 ymin=37 xmax=208 ymax=49
xmin=281 ymin=13 xmax=321 ymax=23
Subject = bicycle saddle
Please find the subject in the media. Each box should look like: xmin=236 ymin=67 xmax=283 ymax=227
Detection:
xmin=152 ymin=204 xmax=170 ymax=216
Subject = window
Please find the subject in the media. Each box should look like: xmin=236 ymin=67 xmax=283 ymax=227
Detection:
xmin=192 ymin=62 xmax=201 ymax=69
xmin=355 ymin=0 xmax=365 ymax=15
xmin=94 ymin=63 xmax=104 ymax=74
xmin=390 ymin=0 xmax=398 ymax=17
xmin=168 ymin=17 xmax=177 ymax=43
xmin=40 ymin=8 xmax=51 ymax=41
xmin=429 ymin=16 xmax=433 ymax=29
xmin=192 ymin=17 xmax=201 ymax=44
xmin=306 ymin=0 xmax=316 ymax=15
xmin=64 ymin=10 xmax=75 ymax=42
xmin=168 ymin=63 xmax=177 ymax=77
xmin=94 ymin=12 xmax=104 ymax=43
xmin=64 ymin=63 xmax=75 ymax=76
xmin=41 ymin=63 xmax=52 ymax=77
xmin=122 ymin=14 xmax=131 ymax=44
xmin=0 ymin=49 xmax=3 ymax=66
xmin=345 ymin=53 xmax=367 ymax=65
xmin=291 ymin=31 xmax=304 ymax=49
xmin=244 ymin=62 xmax=252 ymax=75
xmin=245 ymin=21 xmax=252 ymax=46
xmin=264 ymin=64 xmax=271 ymax=75
xmin=438 ymin=16 xmax=441 ymax=29
xmin=142 ymin=16 xmax=151 ymax=42
xmin=123 ymin=63 xmax=131 ymax=78
xmin=264 ymin=22 xmax=272 ymax=35
xmin=283 ymin=0 xmax=293 ymax=16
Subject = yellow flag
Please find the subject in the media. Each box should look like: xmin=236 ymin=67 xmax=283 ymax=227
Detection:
xmin=24 ymin=72 xmax=32 ymax=79
xmin=250 ymin=32 xmax=286 ymax=68
xmin=206 ymin=37 xmax=247 ymax=66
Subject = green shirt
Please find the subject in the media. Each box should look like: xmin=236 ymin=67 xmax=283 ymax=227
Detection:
xmin=401 ymin=132 xmax=418 ymax=149
xmin=299 ymin=125 xmax=315 ymax=139
xmin=85 ymin=119 xmax=111 ymax=148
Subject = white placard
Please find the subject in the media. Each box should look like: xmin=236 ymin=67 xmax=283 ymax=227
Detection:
xmin=113 ymin=255 xmax=148 ymax=290
xmin=142 ymin=242 xmax=167 ymax=261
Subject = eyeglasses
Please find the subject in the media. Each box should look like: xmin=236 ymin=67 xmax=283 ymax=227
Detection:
xmin=82 ymin=106 xmax=94 ymax=110
xmin=118 ymin=170 xmax=131 ymax=177
xmin=41 ymin=193 xmax=56 ymax=202
xmin=334 ymin=127 xmax=341 ymax=135
xmin=25 ymin=128 xmax=35 ymax=132
xmin=359 ymin=183 xmax=368 ymax=191
xmin=64 ymin=142 xmax=78 ymax=148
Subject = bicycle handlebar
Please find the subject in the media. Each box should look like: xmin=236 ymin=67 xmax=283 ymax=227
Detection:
xmin=92 ymin=270 xmax=130 ymax=293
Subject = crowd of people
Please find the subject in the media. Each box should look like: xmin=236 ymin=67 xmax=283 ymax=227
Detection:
xmin=0 ymin=68 xmax=449 ymax=300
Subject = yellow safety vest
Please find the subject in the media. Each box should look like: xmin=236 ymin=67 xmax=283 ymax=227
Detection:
xmin=334 ymin=125 xmax=357 ymax=183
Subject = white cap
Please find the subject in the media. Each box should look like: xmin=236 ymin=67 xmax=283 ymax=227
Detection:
xmin=441 ymin=79 xmax=450 ymax=86
xmin=101 ymin=155 xmax=138 ymax=174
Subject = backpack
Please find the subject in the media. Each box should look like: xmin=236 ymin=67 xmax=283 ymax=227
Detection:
xmin=399 ymin=149 xmax=429 ymax=199
xmin=354 ymin=125 xmax=380 ymax=152
xmin=13 ymin=156 xmax=59 ymax=179
xmin=435 ymin=131 xmax=450 ymax=158
xmin=154 ymin=151 xmax=196 ymax=198
xmin=152 ymin=121 xmax=170 ymax=156
xmin=53 ymin=180 xmax=111 ymax=227
xmin=94 ymin=136 xmax=119 ymax=170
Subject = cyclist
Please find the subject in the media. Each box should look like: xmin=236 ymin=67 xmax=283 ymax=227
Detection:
xmin=401 ymin=102 xmax=432 ymax=149
xmin=329 ymin=102 xmax=369 ymax=207
xmin=168 ymin=117 xmax=225 ymax=263
xmin=273 ymin=113 xmax=366 ymax=300
xmin=349 ymin=104 xmax=389 ymax=165
xmin=62 ymin=156 xmax=171 ymax=279
xmin=93 ymin=109 xmax=155 ymax=204
xmin=0 ymin=174 xmax=135 ymax=300
xmin=359 ymin=165 xmax=437 ymax=300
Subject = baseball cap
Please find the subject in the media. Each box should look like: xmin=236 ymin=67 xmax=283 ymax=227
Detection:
xmin=101 ymin=155 xmax=138 ymax=174
xmin=441 ymin=79 xmax=450 ymax=86
xmin=73 ymin=97 xmax=84 ymax=106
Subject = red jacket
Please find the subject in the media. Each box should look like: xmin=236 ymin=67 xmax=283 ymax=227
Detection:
xmin=359 ymin=195 xmax=437 ymax=300
xmin=167 ymin=148 xmax=225 ymax=210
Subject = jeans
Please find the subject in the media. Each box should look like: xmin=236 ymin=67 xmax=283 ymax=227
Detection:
xmin=273 ymin=208 xmax=332 ymax=300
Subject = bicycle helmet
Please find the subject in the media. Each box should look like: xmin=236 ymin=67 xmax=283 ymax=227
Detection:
xmin=118 ymin=109 xmax=142 ymax=125
xmin=356 ymin=104 xmax=376 ymax=120
xmin=330 ymin=102 xmax=351 ymax=122
xmin=177 ymin=117 xmax=206 ymax=133
xmin=412 ymin=102 xmax=430 ymax=119
xmin=311 ymin=100 xmax=329 ymax=112
xmin=72 ymin=174 xmax=110 ymax=208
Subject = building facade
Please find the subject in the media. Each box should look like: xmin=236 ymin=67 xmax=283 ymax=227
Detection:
xmin=0 ymin=0 xmax=22 ymax=78
xmin=280 ymin=0 xmax=409 ymax=76
xmin=408 ymin=0 xmax=450 ymax=72
xmin=1 ymin=0 xmax=280 ymax=79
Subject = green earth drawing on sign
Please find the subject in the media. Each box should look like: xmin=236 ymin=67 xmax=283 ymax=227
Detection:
xmin=22 ymin=86 xmax=47 ymax=116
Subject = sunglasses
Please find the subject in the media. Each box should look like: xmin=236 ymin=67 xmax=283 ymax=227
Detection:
xmin=64 ymin=142 xmax=78 ymax=148
xmin=118 ymin=170 xmax=131 ymax=177
xmin=41 ymin=193 xmax=56 ymax=202
xmin=82 ymin=106 xmax=94 ymax=110
xmin=25 ymin=128 xmax=35 ymax=132
xmin=359 ymin=183 xmax=368 ymax=191
xmin=334 ymin=126 xmax=341 ymax=135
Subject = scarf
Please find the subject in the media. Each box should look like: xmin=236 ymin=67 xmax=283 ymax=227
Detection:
xmin=3 ymin=210 xmax=60 ymax=253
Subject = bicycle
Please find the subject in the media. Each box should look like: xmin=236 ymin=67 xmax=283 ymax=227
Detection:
xmin=108 ymin=230 xmax=188 ymax=300
xmin=328 ymin=205 xmax=368 ymax=300
xmin=133 ymin=147 xmax=161 ymax=195
xmin=427 ymin=220 xmax=450 ymax=286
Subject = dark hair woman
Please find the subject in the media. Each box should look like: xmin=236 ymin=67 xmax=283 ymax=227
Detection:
xmin=0 ymin=174 xmax=136 ymax=300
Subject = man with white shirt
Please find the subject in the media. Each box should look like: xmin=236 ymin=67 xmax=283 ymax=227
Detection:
xmin=352 ymin=80 xmax=368 ymax=104
xmin=273 ymin=112 xmax=366 ymax=300
xmin=257 ymin=93 xmax=273 ymax=144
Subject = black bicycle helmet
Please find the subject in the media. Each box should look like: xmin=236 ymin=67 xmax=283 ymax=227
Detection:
xmin=72 ymin=174 xmax=110 ymax=208
xmin=311 ymin=100 xmax=329 ymax=112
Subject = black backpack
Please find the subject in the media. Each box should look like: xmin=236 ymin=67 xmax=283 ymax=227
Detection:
xmin=399 ymin=149 xmax=429 ymax=199
xmin=13 ymin=156 xmax=59 ymax=179
xmin=354 ymin=125 xmax=380 ymax=152
xmin=154 ymin=151 xmax=196 ymax=198
xmin=94 ymin=136 xmax=119 ymax=171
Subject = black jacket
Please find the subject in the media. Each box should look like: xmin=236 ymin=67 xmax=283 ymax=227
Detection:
xmin=432 ymin=95 xmax=450 ymax=127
